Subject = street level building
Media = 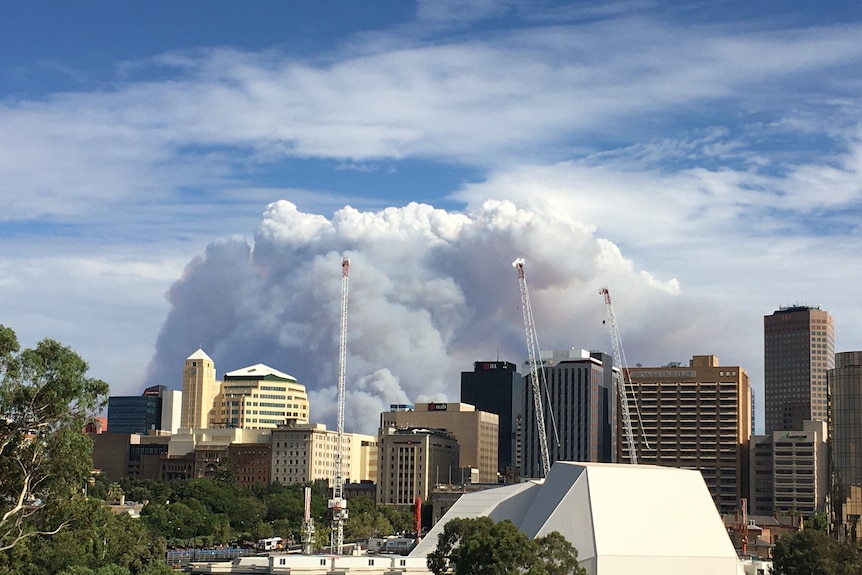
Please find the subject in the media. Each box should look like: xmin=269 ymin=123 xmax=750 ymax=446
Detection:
xmin=380 ymin=402 xmax=498 ymax=484
xmin=627 ymin=355 xmax=752 ymax=514
xmin=460 ymin=361 xmax=524 ymax=478
xmin=522 ymin=349 xmax=616 ymax=479
xmin=749 ymin=420 xmax=828 ymax=516
xmin=764 ymin=305 xmax=834 ymax=433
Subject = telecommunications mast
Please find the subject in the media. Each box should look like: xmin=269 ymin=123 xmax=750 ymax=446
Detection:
xmin=329 ymin=257 xmax=350 ymax=554
xmin=513 ymin=258 xmax=551 ymax=478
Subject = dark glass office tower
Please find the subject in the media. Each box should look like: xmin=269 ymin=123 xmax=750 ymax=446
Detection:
xmin=107 ymin=384 xmax=165 ymax=434
xmin=461 ymin=361 xmax=524 ymax=478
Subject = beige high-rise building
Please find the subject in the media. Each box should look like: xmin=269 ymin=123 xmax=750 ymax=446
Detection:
xmin=380 ymin=402 xmax=498 ymax=484
xmin=270 ymin=422 xmax=377 ymax=487
xmin=626 ymin=355 xmax=752 ymax=514
xmin=181 ymin=349 xmax=219 ymax=429
xmin=764 ymin=305 xmax=834 ymax=433
xmin=214 ymin=364 xmax=309 ymax=429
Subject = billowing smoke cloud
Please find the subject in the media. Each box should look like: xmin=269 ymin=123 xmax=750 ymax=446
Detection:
xmin=145 ymin=199 xmax=740 ymax=435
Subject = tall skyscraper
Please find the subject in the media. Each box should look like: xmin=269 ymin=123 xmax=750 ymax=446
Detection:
xmin=522 ymin=349 xmax=615 ymax=479
xmin=764 ymin=305 xmax=834 ymax=433
xmin=829 ymin=351 xmax=862 ymax=540
xmin=460 ymin=361 xmax=524 ymax=477
xmin=627 ymin=355 xmax=752 ymax=514
xmin=181 ymin=348 xmax=219 ymax=429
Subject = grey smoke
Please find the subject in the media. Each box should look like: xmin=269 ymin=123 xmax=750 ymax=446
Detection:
xmin=144 ymin=199 xmax=734 ymax=435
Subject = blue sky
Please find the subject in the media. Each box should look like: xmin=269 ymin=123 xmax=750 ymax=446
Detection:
xmin=2 ymin=0 xmax=862 ymax=434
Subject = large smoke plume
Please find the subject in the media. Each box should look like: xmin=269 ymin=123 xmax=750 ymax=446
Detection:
xmin=145 ymin=199 xmax=736 ymax=435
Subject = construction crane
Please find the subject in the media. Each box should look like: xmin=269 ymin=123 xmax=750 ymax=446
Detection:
xmin=329 ymin=257 xmax=349 ymax=554
xmin=513 ymin=258 xmax=552 ymax=478
xmin=302 ymin=486 xmax=315 ymax=555
xmin=599 ymin=286 xmax=641 ymax=464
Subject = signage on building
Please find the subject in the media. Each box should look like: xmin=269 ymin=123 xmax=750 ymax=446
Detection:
xmin=780 ymin=432 xmax=809 ymax=440
xmin=630 ymin=370 xmax=696 ymax=378
xmin=428 ymin=403 xmax=448 ymax=411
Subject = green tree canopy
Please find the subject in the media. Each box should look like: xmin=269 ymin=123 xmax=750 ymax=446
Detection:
xmin=0 ymin=325 xmax=109 ymax=550
xmin=772 ymin=529 xmax=862 ymax=575
xmin=427 ymin=517 xmax=582 ymax=575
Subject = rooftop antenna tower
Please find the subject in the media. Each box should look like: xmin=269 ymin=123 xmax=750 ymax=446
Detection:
xmin=328 ymin=257 xmax=349 ymax=554
xmin=513 ymin=257 xmax=552 ymax=478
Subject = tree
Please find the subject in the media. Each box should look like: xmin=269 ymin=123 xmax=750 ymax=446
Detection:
xmin=1 ymin=497 xmax=172 ymax=575
xmin=427 ymin=517 xmax=545 ymax=575
xmin=0 ymin=325 xmax=109 ymax=551
xmin=772 ymin=529 xmax=862 ymax=575
xmin=531 ymin=531 xmax=587 ymax=575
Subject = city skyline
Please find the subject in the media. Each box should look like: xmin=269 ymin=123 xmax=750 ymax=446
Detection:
xmin=3 ymin=2 xmax=862 ymax=435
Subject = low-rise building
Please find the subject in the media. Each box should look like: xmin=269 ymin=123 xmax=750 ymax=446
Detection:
xmin=380 ymin=402 xmax=498 ymax=484
xmin=376 ymin=426 xmax=460 ymax=509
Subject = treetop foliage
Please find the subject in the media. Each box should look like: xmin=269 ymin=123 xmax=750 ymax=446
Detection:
xmin=427 ymin=516 xmax=585 ymax=575
xmin=0 ymin=325 xmax=109 ymax=551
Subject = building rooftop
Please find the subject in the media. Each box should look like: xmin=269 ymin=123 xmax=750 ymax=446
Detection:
xmin=186 ymin=348 xmax=213 ymax=362
xmin=224 ymin=363 xmax=296 ymax=382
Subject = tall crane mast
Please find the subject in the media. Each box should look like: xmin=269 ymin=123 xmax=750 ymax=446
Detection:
xmin=599 ymin=286 xmax=639 ymax=464
xmin=513 ymin=258 xmax=551 ymax=478
xmin=329 ymin=257 xmax=349 ymax=554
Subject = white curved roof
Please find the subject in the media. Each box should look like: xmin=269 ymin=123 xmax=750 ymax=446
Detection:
xmin=224 ymin=363 xmax=295 ymax=382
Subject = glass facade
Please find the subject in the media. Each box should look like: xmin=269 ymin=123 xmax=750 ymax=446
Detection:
xmin=764 ymin=306 xmax=834 ymax=433
xmin=460 ymin=361 xmax=524 ymax=475
xmin=830 ymin=351 xmax=862 ymax=540
xmin=107 ymin=395 xmax=162 ymax=434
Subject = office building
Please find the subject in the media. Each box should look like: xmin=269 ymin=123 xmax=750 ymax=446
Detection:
xmin=522 ymin=349 xmax=615 ymax=479
xmin=380 ymin=402 xmax=499 ymax=484
xmin=181 ymin=349 xmax=220 ymax=429
xmin=270 ymin=422 xmax=377 ymax=487
xmin=627 ymin=355 xmax=752 ymax=514
xmin=107 ymin=384 xmax=181 ymax=435
xmin=107 ymin=386 xmax=164 ymax=435
xmin=460 ymin=361 xmax=524 ymax=478
xmin=830 ymin=351 xmax=862 ymax=540
xmin=377 ymin=427 xmax=459 ymax=509
xmin=749 ymin=420 xmax=828 ymax=516
xmin=215 ymin=363 xmax=309 ymax=428
xmin=764 ymin=305 xmax=834 ymax=433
